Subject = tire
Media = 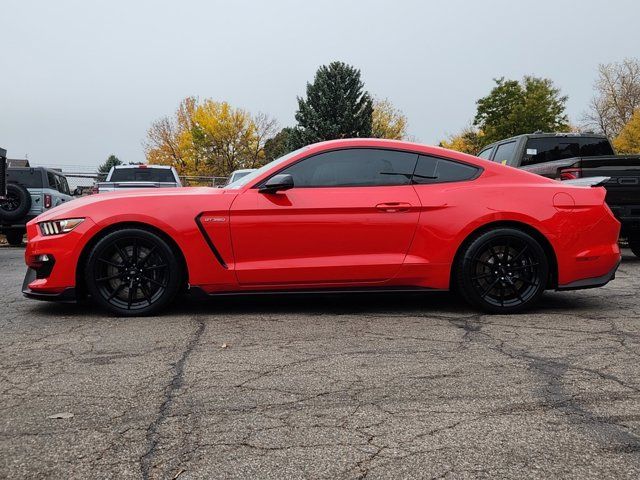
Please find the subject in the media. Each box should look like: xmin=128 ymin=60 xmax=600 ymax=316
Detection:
xmin=5 ymin=229 xmax=25 ymax=246
xmin=629 ymin=233 xmax=640 ymax=258
xmin=84 ymin=228 xmax=183 ymax=316
xmin=454 ymin=227 xmax=549 ymax=314
xmin=0 ymin=183 xmax=32 ymax=221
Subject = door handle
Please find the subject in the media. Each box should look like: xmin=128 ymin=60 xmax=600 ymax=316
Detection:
xmin=376 ymin=202 xmax=412 ymax=213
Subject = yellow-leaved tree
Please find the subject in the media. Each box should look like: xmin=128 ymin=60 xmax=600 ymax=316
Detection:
xmin=439 ymin=127 xmax=486 ymax=155
xmin=613 ymin=110 xmax=640 ymax=154
xmin=145 ymin=97 xmax=277 ymax=177
xmin=371 ymin=98 xmax=408 ymax=140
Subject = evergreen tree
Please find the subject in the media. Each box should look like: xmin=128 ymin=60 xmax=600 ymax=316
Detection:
xmin=98 ymin=155 xmax=123 ymax=174
xmin=291 ymin=61 xmax=373 ymax=148
xmin=264 ymin=127 xmax=295 ymax=161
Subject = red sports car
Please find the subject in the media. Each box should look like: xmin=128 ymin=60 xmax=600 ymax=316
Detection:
xmin=23 ymin=139 xmax=621 ymax=316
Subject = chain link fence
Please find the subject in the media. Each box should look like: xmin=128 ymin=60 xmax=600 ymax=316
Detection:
xmin=50 ymin=169 xmax=229 ymax=196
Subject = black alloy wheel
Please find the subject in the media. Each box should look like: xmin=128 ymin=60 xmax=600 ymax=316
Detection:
xmin=85 ymin=228 xmax=182 ymax=316
xmin=1 ymin=191 xmax=20 ymax=212
xmin=456 ymin=228 xmax=549 ymax=314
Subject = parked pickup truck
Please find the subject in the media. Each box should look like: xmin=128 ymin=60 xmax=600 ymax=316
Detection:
xmin=477 ymin=132 xmax=640 ymax=257
xmin=96 ymin=165 xmax=182 ymax=193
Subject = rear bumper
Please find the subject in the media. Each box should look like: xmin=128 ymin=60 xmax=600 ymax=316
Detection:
xmin=22 ymin=268 xmax=77 ymax=302
xmin=556 ymin=258 xmax=621 ymax=291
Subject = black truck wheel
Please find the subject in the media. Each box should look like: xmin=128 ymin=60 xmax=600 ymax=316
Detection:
xmin=5 ymin=230 xmax=25 ymax=246
xmin=629 ymin=234 xmax=640 ymax=258
xmin=0 ymin=183 xmax=31 ymax=221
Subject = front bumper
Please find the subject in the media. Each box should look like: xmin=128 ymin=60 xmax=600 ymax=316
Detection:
xmin=22 ymin=268 xmax=77 ymax=302
xmin=556 ymin=258 xmax=621 ymax=291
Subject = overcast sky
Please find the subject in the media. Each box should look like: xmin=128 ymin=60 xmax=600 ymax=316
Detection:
xmin=2 ymin=0 xmax=639 ymax=168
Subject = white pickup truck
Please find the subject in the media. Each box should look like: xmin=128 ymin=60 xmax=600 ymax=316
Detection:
xmin=97 ymin=165 xmax=182 ymax=193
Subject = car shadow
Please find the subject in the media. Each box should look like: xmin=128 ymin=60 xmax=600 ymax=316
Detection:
xmin=29 ymin=288 xmax=610 ymax=320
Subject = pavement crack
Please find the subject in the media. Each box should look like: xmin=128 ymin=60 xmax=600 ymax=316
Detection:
xmin=139 ymin=317 xmax=205 ymax=480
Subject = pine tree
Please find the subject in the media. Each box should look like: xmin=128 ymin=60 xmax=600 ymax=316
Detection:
xmin=98 ymin=155 xmax=123 ymax=174
xmin=291 ymin=61 xmax=373 ymax=148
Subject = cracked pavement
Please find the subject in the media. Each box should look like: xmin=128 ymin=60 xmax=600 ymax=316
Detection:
xmin=1 ymin=246 xmax=640 ymax=479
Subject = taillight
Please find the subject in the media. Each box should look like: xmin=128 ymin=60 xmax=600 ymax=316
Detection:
xmin=559 ymin=167 xmax=582 ymax=181
xmin=44 ymin=194 xmax=52 ymax=208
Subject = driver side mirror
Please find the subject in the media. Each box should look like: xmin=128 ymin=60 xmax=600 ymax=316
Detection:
xmin=259 ymin=174 xmax=294 ymax=194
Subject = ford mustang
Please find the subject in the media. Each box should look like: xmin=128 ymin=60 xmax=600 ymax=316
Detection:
xmin=23 ymin=139 xmax=621 ymax=316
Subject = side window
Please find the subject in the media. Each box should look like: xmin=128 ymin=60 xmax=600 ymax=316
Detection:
xmin=493 ymin=142 xmax=517 ymax=165
xmin=47 ymin=172 xmax=57 ymax=189
xmin=276 ymin=149 xmax=418 ymax=187
xmin=477 ymin=147 xmax=494 ymax=160
xmin=412 ymin=155 xmax=480 ymax=185
xmin=57 ymin=176 xmax=70 ymax=195
xmin=522 ymin=137 xmax=580 ymax=166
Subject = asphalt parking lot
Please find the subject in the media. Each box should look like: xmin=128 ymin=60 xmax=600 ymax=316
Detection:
xmin=1 ymin=246 xmax=640 ymax=479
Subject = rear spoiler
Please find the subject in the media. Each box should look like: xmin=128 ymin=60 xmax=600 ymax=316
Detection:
xmin=562 ymin=176 xmax=610 ymax=187
xmin=0 ymin=147 xmax=6 ymax=199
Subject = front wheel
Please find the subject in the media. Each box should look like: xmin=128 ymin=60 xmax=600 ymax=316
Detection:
xmin=84 ymin=228 xmax=182 ymax=316
xmin=455 ymin=228 xmax=549 ymax=314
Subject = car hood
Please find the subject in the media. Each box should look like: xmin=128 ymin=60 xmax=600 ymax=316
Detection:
xmin=31 ymin=187 xmax=229 ymax=223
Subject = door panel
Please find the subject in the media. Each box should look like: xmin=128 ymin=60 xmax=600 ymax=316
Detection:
xmin=229 ymin=186 xmax=420 ymax=285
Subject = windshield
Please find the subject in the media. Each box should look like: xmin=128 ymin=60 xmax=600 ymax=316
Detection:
xmin=225 ymin=146 xmax=310 ymax=189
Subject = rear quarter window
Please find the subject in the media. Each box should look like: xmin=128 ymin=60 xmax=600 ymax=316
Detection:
xmin=412 ymin=155 xmax=480 ymax=184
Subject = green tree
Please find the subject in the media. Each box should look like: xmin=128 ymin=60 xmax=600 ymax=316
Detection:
xmin=98 ymin=155 xmax=122 ymax=174
xmin=264 ymin=127 xmax=296 ymax=161
xmin=291 ymin=61 xmax=373 ymax=148
xmin=473 ymin=76 xmax=569 ymax=144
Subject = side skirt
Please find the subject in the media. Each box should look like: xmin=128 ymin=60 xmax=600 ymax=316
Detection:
xmin=188 ymin=285 xmax=445 ymax=298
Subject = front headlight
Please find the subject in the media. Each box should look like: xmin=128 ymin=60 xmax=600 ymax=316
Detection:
xmin=39 ymin=218 xmax=85 ymax=236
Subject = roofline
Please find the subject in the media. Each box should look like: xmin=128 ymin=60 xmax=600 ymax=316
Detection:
xmin=481 ymin=132 xmax=609 ymax=149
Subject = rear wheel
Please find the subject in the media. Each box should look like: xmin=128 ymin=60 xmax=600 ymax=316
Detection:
xmin=85 ymin=228 xmax=182 ymax=316
xmin=455 ymin=228 xmax=549 ymax=314
xmin=629 ymin=233 xmax=640 ymax=258
xmin=5 ymin=229 xmax=25 ymax=246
